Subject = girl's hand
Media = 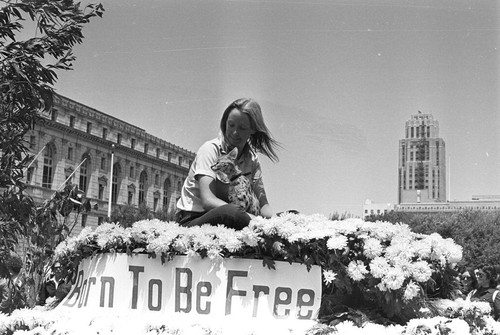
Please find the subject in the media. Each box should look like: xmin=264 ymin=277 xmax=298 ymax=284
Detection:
xmin=259 ymin=204 xmax=274 ymax=219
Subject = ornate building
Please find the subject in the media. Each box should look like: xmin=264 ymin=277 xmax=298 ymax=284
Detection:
xmin=24 ymin=94 xmax=195 ymax=234
xmin=398 ymin=112 xmax=446 ymax=204
xmin=394 ymin=197 xmax=500 ymax=213
xmin=364 ymin=111 xmax=499 ymax=216
xmin=362 ymin=199 xmax=393 ymax=219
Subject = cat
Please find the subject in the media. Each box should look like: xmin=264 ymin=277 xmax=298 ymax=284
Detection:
xmin=211 ymin=147 xmax=260 ymax=216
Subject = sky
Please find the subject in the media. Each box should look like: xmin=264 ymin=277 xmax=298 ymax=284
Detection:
xmin=51 ymin=0 xmax=499 ymax=217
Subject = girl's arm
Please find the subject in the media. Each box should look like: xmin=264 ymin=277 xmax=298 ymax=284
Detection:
xmin=198 ymin=175 xmax=227 ymax=211
xmin=254 ymin=179 xmax=274 ymax=218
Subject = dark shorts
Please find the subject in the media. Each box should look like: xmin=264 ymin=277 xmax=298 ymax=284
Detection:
xmin=175 ymin=204 xmax=251 ymax=230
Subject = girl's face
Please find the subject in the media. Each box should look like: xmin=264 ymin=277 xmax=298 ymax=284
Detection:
xmin=225 ymin=108 xmax=254 ymax=152
xmin=476 ymin=270 xmax=490 ymax=288
xmin=461 ymin=271 xmax=472 ymax=284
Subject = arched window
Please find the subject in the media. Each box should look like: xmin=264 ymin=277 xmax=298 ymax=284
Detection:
xmin=139 ymin=171 xmax=148 ymax=205
xmin=42 ymin=145 xmax=55 ymax=188
xmin=79 ymin=154 xmax=91 ymax=194
xmin=127 ymin=184 xmax=136 ymax=206
xmin=163 ymin=178 xmax=171 ymax=210
xmin=112 ymin=163 xmax=121 ymax=204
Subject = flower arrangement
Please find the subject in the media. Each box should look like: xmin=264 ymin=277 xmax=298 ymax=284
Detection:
xmin=52 ymin=213 xmax=463 ymax=323
xmin=429 ymin=298 xmax=500 ymax=334
xmin=3 ymin=213 xmax=500 ymax=334
xmin=1 ymin=301 xmax=499 ymax=335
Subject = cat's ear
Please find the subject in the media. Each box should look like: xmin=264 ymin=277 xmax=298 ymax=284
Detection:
xmin=228 ymin=147 xmax=238 ymax=160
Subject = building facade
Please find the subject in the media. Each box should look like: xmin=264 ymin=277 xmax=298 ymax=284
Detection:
xmin=24 ymin=94 xmax=195 ymax=235
xmin=398 ymin=112 xmax=446 ymax=204
xmin=394 ymin=197 xmax=500 ymax=213
xmin=364 ymin=113 xmax=498 ymax=217
xmin=362 ymin=199 xmax=393 ymax=219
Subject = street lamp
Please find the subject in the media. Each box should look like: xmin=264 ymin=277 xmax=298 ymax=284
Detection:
xmin=107 ymin=144 xmax=115 ymax=220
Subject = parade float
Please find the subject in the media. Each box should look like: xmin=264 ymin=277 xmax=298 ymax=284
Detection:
xmin=1 ymin=213 xmax=500 ymax=334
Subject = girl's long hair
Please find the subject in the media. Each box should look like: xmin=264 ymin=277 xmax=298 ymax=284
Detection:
xmin=220 ymin=98 xmax=280 ymax=162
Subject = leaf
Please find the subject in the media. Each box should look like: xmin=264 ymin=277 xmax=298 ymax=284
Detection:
xmin=262 ymin=257 xmax=276 ymax=270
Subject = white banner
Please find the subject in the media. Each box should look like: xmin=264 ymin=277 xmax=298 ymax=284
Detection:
xmin=57 ymin=254 xmax=322 ymax=321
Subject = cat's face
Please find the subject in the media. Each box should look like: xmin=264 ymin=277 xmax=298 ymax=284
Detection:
xmin=211 ymin=156 xmax=235 ymax=174
xmin=211 ymin=147 xmax=238 ymax=183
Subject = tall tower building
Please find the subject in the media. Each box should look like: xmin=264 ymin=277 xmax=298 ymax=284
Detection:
xmin=398 ymin=112 xmax=446 ymax=204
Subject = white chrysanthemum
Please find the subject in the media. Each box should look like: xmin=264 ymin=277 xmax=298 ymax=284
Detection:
xmin=53 ymin=236 xmax=78 ymax=258
xmin=238 ymin=226 xmax=262 ymax=247
xmin=147 ymin=235 xmax=175 ymax=255
xmin=130 ymin=220 xmax=179 ymax=244
xmin=363 ymin=237 xmax=383 ymax=259
xmin=385 ymin=236 xmax=414 ymax=262
xmin=381 ymin=267 xmax=406 ymax=290
xmin=307 ymin=228 xmax=334 ymax=241
xmin=403 ymin=280 xmax=420 ymax=301
xmin=326 ymin=235 xmax=348 ymax=250
xmin=323 ymin=270 xmax=337 ymax=285
xmin=410 ymin=260 xmax=433 ymax=283
xmin=171 ymin=234 xmax=190 ymax=254
xmin=250 ymin=216 xmax=278 ymax=236
xmin=93 ymin=223 xmax=130 ymax=250
xmin=206 ymin=247 xmax=223 ymax=260
xmin=329 ymin=218 xmax=361 ymax=235
xmin=77 ymin=226 xmax=94 ymax=241
xmin=406 ymin=316 xmax=470 ymax=335
xmin=472 ymin=301 xmax=494 ymax=315
xmin=55 ymin=225 xmax=97 ymax=258
xmin=188 ymin=225 xmax=219 ymax=251
xmin=445 ymin=318 xmax=475 ymax=335
xmin=287 ymin=231 xmax=309 ymax=243
xmin=347 ymin=260 xmax=368 ymax=281
xmin=428 ymin=233 xmax=463 ymax=265
xmin=273 ymin=218 xmax=304 ymax=240
xmin=369 ymin=257 xmax=390 ymax=279
xmin=410 ymin=239 xmax=432 ymax=260
xmin=483 ymin=314 xmax=500 ymax=334
xmin=404 ymin=317 xmax=445 ymax=335
xmin=369 ymin=222 xmax=413 ymax=244
xmin=442 ymin=240 xmax=463 ymax=264
xmin=146 ymin=225 xmax=187 ymax=254
xmin=205 ymin=226 xmax=243 ymax=253
xmin=392 ymin=256 xmax=412 ymax=278
xmin=439 ymin=297 xmax=492 ymax=316
xmin=336 ymin=319 xmax=404 ymax=335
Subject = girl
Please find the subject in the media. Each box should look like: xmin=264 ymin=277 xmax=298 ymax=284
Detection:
xmin=175 ymin=98 xmax=280 ymax=229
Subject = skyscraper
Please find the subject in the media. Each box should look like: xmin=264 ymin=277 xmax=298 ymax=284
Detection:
xmin=398 ymin=112 xmax=446 ymax=204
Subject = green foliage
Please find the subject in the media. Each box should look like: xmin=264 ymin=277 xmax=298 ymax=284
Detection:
xmin=0 ymin=0 xmax=103 ymax=310
xmin=154 ymin=207 xmax=176 ymax=222
xmin=329 ymin=211 xmax=355 ymax=220
xmin=14 ymin=183 xmax=94 ymax=308
xmin=110 ymin=203 xmax=155 ymax=228
xmin=366 ymin=210 xmax=500 ymax=270
xmin=110 ymin=203 xmax=177 ymax=227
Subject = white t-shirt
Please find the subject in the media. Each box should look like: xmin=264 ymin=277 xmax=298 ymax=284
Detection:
xmin=176 ymin=136 xmax=267 ymax=213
